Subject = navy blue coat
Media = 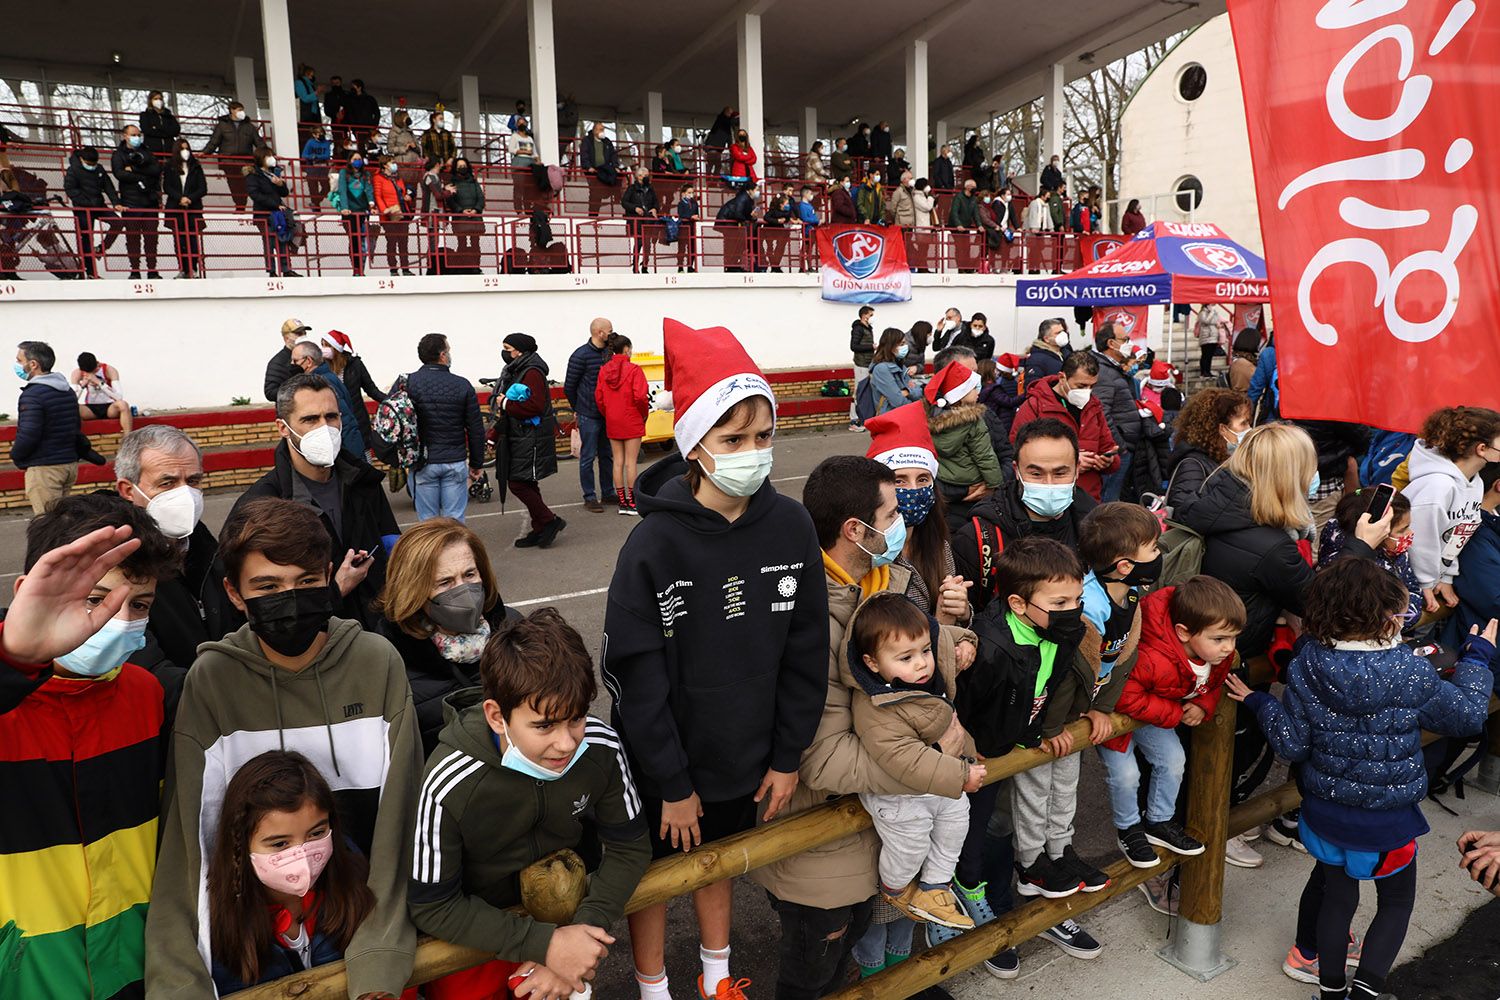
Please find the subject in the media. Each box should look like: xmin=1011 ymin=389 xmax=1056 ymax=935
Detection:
xmin=1442 ymin=508 xmax=1500 ymax=675
xmin=1247 ymin=636 xmax=1494 ymax=811
xmin=564 ymin=341 xmax=609 ymax=419
xmin=13 ymin=374 xmax=81 ymax=468
xmin=406 ymin=363 xmax=485 ymax=468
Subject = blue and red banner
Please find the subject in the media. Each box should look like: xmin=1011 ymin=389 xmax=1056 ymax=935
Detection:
xmin=817 ymin=224 xmax=912 ymax=304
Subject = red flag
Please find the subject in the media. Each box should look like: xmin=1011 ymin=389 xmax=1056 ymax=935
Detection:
xmin=1228 ymin=0 xmax=1497 ymax=432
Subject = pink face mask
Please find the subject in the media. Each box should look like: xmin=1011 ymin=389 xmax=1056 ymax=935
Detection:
xmin=1388 ymin=532 xmax=1415 ymax=556
xmin=249 ymin=830 xmax=333 ymax=898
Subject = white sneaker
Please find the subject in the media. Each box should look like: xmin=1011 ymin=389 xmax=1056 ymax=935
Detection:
xmin=1241 ymin=824 xmax=1262 ymax=843
xmin=1224 ymin=834 xmax=1265 ymax=869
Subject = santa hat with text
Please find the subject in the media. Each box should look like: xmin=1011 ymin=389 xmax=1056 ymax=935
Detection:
xmin=923 ymin=361 xmax=981 ymax=409
xmin=659 ymin=318 xmax=776 ymax=456
xmin=864 ymin=400 xmax=938 ymax=476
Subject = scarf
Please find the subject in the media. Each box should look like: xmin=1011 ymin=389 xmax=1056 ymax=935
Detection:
xmin=822 ymin=550 xmax=889 ymax=600
xmin=432 ymin=619 xmax=491 ymax=663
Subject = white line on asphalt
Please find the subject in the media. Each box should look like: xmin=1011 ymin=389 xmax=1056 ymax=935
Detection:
xmin=509 ymin=587 xmax=610 ymax=608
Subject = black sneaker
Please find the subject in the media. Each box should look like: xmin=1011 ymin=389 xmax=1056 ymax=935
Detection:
xmin=514 ymin=528 xmax=543 ymax=548
xmin=1117 ymin=824 xmax=1162 ymax=869
xmin=1015 ymin=855 xmax=1082 ymax=899
xmin=1055 ymin=845 xmax=1111 ymax=892
xmin=1144 ymin=820 xmax=1206 ymax=857
xmin=146 ymin=270 xmax=163 ymax=279
xmin=1265 ymin=812 xmax=1308 ymax=853
xmin=1043 ymin=919 xmax=1102 ymax=959
xmin=536 ymin=516 xmax=566 ymax=549
xmin=983 ymin=948 xmax=1019 ymax=979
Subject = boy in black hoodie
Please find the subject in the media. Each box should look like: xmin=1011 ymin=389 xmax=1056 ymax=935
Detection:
xmin=603 ymin=320 xmax=827 ymax=1000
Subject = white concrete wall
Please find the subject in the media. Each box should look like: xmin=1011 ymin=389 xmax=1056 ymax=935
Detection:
xmin=1118 ymin=14 xmax=1262 ymax=254
xmin=0 ymin=274 xmax=1166 ymax=411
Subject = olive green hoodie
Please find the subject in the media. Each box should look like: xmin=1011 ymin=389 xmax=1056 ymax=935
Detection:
xmin=145 ymin=618 xmax=422 ymax=999
xmin=407 ymin=690 xmax=651 ymax=963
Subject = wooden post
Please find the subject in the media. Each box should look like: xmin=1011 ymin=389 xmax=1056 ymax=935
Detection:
xmin=1178 ymin=695 xmax=1234 ymax=925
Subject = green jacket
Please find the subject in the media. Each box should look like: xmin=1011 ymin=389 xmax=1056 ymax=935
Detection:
xmin=407 ymin=691 xmax=651 ymax=964
xmin=947 ymin=192 xmax=980 ymax=228
xmin=146 ymin=619 xmax=423 ymax=1000
xmin=928 ymin=401 xmax=1003 ymax=489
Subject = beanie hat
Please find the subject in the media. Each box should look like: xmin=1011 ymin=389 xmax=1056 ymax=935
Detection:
xmin=995 ymin=353 xmax=1022 ymax=377
xmin=504 ymin=333 xmax=538 ymax=354
xmin=322 ymin=329 xmax=354 ymax=354
xmin=1146 ymin=360 xmax=1174 ymax=388
xmin=660 ymin=318 xmax=775 ymax=456
xmin=864 ymin=401 xmax=938 ymax=476
xmin=923 ymin=361 xmax=981 ymax=409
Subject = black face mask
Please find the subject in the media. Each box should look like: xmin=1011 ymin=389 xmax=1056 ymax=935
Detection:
xmin=1117 ymin=553 xmax=1163 ymax=587
xmin=243 ymin=585 xmax=334 ymax=657
xmin=425 ymin=582 xmax=486 ymax=634
xmin=1031 ymin=604 xmax=1087 ymax=647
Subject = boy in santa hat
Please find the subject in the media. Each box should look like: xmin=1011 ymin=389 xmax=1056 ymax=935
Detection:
xmin=602 ymin=319 xmax=828 ymax=1000
xmin=925 ymin=361 xmax=1004 ymax=531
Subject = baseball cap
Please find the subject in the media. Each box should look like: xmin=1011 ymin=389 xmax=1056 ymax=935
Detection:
xmin=281 ymin=318 xmax=311 ymax=336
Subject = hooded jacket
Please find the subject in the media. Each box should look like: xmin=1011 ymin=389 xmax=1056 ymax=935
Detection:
xmin=849 ymin=319 xmax=876 ymax=367
xmin=1401 ymin=440 xmax=1484 ymax=588
xmin=111 ymin=142 xmax=161 ymax=208
xmin=601 ymin=456 xmax=828 ymax=803
xmin=841 ymin=602 xmax=977 ymax=800
xmin=1246 ymin=635 xmax=1494 ymax=815
xmin=380 ymin=602 xmax=509 ymax=756
xmin=0 ymin=637 xmax=165 ymax=1000
xmin=1022 ymin=338 xmax=1065 ymax=385
xmin=13 ymin=371 xmax=81 ymax=468
xmin=63 ymin=151 xmax=119 ymax=207
xmin=407 ymin=691 xmax=651 ymax=964
xmin=928 ymin=401 xmax=1003 ymax=491
xmin=958 ymin=603 xmax=1076 ymax=757
xmin=145 ymin=619 xmax=422 ymax=1000
xmin=951 ymin=473 xmax=1096 ymax=615
xmin=594 ymin=354 xmax=649 ymax=440
xmin=1010 ymin=375 xmax=1119 ymax=500
xmin=1089 ymin=350 xmax=1141 ymax=451
xmin=495 ymin=350 xmax=559 ymax=483
xmin=1107 ymin=587 xmax=1237 ymax=752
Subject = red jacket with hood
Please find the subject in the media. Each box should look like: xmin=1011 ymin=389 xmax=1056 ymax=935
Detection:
xmin=1106 ymin=586 xmax=1237 ymax=752
xmin=594 ymin=353 xmax=649 ymax=439
xmin=1009 ymin=373 xmax=1119 ymax=500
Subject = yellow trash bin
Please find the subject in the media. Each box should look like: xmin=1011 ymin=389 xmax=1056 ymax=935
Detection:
xmin=632 ymin=352 xmax=675 ymax=445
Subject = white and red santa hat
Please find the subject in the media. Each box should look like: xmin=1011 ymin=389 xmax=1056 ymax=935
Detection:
xmin=923 ymin=360 xmax=981 ymax=409
xmin=864 ymin=400 xmax=938 ymax=476
xmin=322 ymin=329 xmax=355 ymax=354
xmin=1146 ymin=360 xmax=1175 ymax=388
xmin=995 ymin=353 xmax=1022 ymax=377
xmin=659 ymin=318 xmax=776 ymax=456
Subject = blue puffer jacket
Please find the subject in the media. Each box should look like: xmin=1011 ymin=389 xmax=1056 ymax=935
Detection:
xmin=1247 ymin=636 xmax=1495 ymax=810
xmin=13 ymin=372 xmax=81 ymax=468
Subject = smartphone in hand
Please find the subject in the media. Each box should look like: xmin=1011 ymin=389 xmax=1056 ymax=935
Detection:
xmin=1364 ymin=483 xmax=1395 ymax=522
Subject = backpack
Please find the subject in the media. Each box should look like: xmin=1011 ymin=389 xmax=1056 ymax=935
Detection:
xmin=1360 ymin=430 xmax=1416 ymax=487
xmin=970 ymin=517 xmax=1006 ymax=597
xmin=1156 ymin=519 xmax=1206 ymax=589
xmin=854 ymin=377 xmax=878 ymax=425
xmin=373 ymin=373 xmax=422 ymax=469
xmin=820 ymin=379 xmax=851 ymax=398
xmin=328 ymin=187 xmax=342 ymax=210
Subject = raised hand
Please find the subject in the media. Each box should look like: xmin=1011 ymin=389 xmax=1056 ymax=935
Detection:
xmin=1 ymin=525 xmax=141 ymax=664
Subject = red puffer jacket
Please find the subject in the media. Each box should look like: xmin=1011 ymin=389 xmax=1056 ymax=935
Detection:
xmin=1008 ymin=374 xmax=1120 ymax=500
xmin=594 ymin=354 xmax=649 ymax=440
xmin=1105 ymin=587 xmax=1237 ymax=752
xmin=729 ymin=143 xmax=759 ymax=184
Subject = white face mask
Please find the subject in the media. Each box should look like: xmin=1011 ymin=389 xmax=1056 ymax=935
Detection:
xmin=132 ymin=482 xmax=205 ymax=538
xmin=1053 ymin=332 xmax=1071 ymax=349
xmin=284 ymin=422 xmax=341 ymax=467
xmin=264 ymin=156 xmax=277 ymax=170
xmin=232 ymin=110 xmax=246 ymax=122
xmin=179 ymin=149 xmax=190 ymax=161
xmin=698 ymin=446 xmax=774 ymax=498
xmin=151 ymin=99 xmax=164 ymax=110
xmin=1065 ymin=386 xmax=1093 ymax=408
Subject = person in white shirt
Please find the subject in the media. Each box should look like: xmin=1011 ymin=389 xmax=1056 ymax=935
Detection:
xmin=70 ymin=351 xmax=132 ymax=432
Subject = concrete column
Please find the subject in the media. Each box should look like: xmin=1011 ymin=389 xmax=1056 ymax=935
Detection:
xmin=801 ymin=106 xmax=818 ymax=154
xmin=1042 ymin=62 xmax=1065 ymax=171
xmin=645 ymin=90 xmax=663 ymax=144
xmin=233 ymin=56 xmax=258 ymax=120
xmin=904 ymin=40 xmax=929 ymax=181
xmin=526 ymin=0 xmax=560 ymax=166
xmin=736 ymin=12 xmax=765 ymax=176
xmin=934 ymin=118 xmax=949 ymax=160
xmin=461 ymin=74 xmax=482 ymax=144
xmin=260 ymin=0 xmax=300 ymax=160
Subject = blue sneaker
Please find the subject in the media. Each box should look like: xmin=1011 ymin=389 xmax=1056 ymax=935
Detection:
xmin=925 ymin=879 xmax=995 ymax=947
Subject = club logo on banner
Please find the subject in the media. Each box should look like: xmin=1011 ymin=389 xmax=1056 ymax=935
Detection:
xmin=1081 ymin=235 xmax=1125 ymax=262
xmin=1227 ymin=0 xmax=1494 ymax=431
xmin=1093 ymin=305 xmax=1150 ymax=349
xmin=1181 ymin=242 xmax=1256 ymax=279
xmin=818 ymin=224 xmax=912 ymax=303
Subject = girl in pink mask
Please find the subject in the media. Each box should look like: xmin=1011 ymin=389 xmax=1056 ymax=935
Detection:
xmin=1317 ymin=490 xmax=1424 ymax=632
xmin=206 ymin=751 xmax=402 ymax=995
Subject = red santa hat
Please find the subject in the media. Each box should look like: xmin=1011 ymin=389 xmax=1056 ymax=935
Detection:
xmin=1146 ymin=360 xmax=1174 ymax=388
xmin=923 ymin=361 xmax=981 ymax=409
xmin=322 ymin=329 xmax=354 ymax=354
xmin=659 ymin=318 xmax=776 ymax=456
xmin=864 ymin=400 xmax=938 ymax=476
xmin=995 ymin=353 xmax=1022 ymax=377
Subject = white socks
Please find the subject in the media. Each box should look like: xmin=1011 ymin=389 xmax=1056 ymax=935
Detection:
xmin=700 ymin=944 xmax=732 ymax=996
xmin=636 ymin=968 xmax=670 ymax=1000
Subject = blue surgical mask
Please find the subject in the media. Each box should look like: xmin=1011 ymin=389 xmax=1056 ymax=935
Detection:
xmin=127 ymin=134 xmax=143 ymax=149
xmin=895 ymin=343 xmax=910 ymax=360
xmin=896 ymin=484 xmax=935 ymax=527
xmin=698 ymin=446 xmax=774 ymax=498
xmin=1020 ymin=479 xmax=1076 ymax=518
xmin=13 ymin=363 xmax=30 ymax=381
xmin=496 ymin=726 xmax=588 ymax=782
xmin=56 ymin=616 xmax=148 ymax=678
xmin=1225 ymin=427 xmax=1249 ymax=454
xmin=1307 ymin=470 xmax=1321 ymax=500
xmin=858 ymin=516 xmax=908 ymax=568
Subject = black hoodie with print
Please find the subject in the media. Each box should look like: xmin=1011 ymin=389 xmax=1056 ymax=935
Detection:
xmin=601 ymin=455 xmax=829 ymax=803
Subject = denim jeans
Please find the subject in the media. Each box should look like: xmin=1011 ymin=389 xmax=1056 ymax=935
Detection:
xmin=1099 ymin=447 xmax=1134 ymax=502
xmin=765 ymin=891 xmax=873 ymax=1000
xmin=1097 ymin=723 xmax=1187 ymax=829
xmin=574 ymin=411 xmax=613 ymax=501
xmin=413 ymin=460 xmax=471 ymax=522
xmin=851 ymin=916 xmax=914 ymax=973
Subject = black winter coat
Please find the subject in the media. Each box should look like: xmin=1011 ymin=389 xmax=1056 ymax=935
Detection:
xmin=958 ymin=600 xmax=1074 ymax=756
xmin=849 ymin=320 xmax=875 ymax=367
xmin=63 ymin=154 xmax=119 ymax=208
xmin=342 ymin=91 xmax=381 ymax=129
xmin=870 ymin=127 xmax=893 ymax=160
xmin=264 ymin=347 xmax=295 ymax=402
xmin=229 ymin=443 xmax=400 ymax=629
xmin=245 ymin=169 xmax=287 ymax=212
xmin=138 ymin=107 xmax=181 ymax=154
xmin=1089 ymin=350 xmax=1141 ymax=451
xmin=951 ymin=473 xmax=1096 ymax=614
xmin=1295 ymin=420 xmax=1372 ymax=482
xmin=338 ymin=356 xmax=387 ymax=451
xmin=163 ymin=159 xmax=208 ymax=209
xmin=111 ymin=144 xmax=161 ymax=208
xmin=407 ymin=363 xmax=486 ymax=468
xmin=622 ymin=181 xmax=659 ymax=217
xmin=496 ymin=352 xmax=559 ymax=483
xmin=1164 ymin=445 xmax=1218 ymax=517
xmin=929 ymin=155 xmax=955 ymax=191
xmin=202 ymin=116 xmax=262 ymax=158
xmin=381 ymin=603 xmax=509 ymax=756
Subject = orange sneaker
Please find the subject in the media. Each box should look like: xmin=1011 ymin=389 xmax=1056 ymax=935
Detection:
xmin=698 ymin=975 xmax=753 ymax=1000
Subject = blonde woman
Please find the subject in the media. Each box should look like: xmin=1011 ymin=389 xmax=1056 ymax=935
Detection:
xmin=373 ymin=518 xmax=508 ymax=754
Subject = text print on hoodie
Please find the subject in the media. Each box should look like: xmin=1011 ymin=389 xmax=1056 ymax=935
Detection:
xmin=1402 ymin=440 xmax=1484 ymax=588
xmin=145 ymin=618 xmax=423 ymax=1000
xmin=600 ymin=456 xmax=830 ymax=804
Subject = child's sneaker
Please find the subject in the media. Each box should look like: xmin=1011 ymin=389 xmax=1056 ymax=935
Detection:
xmin=1042 ymin=918 xmax=1102 ymax=959
xmin=1282 ymin=935 xmax=1363 ymax=984
xmin=925 ymin=876 xmax=998 ymax=946
xmin=983 ymin=948 xmax=1020 ymax=979
xmin=1144 ymin=820 xmax=1206 ymax=857
xmin=1055 ymin=845 xmax=1111 ymax=892
xmin=1015 ymin=855 xmax=1083 ymax=898
xmin=1225 ymin=834 xmax=1265 ymax=868
xmin=1265 ymin=812 xmax=1307 ymax=853
xmin=698 ymin=975 xmax=752 ymax=1000
xmin=885 ymin=883 xmax=974 ymax=930
xmin=1116 ymin=824 xmax=1162 ymax=868
xmin=1138 ymin=872 xmax=1178 ymax=916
